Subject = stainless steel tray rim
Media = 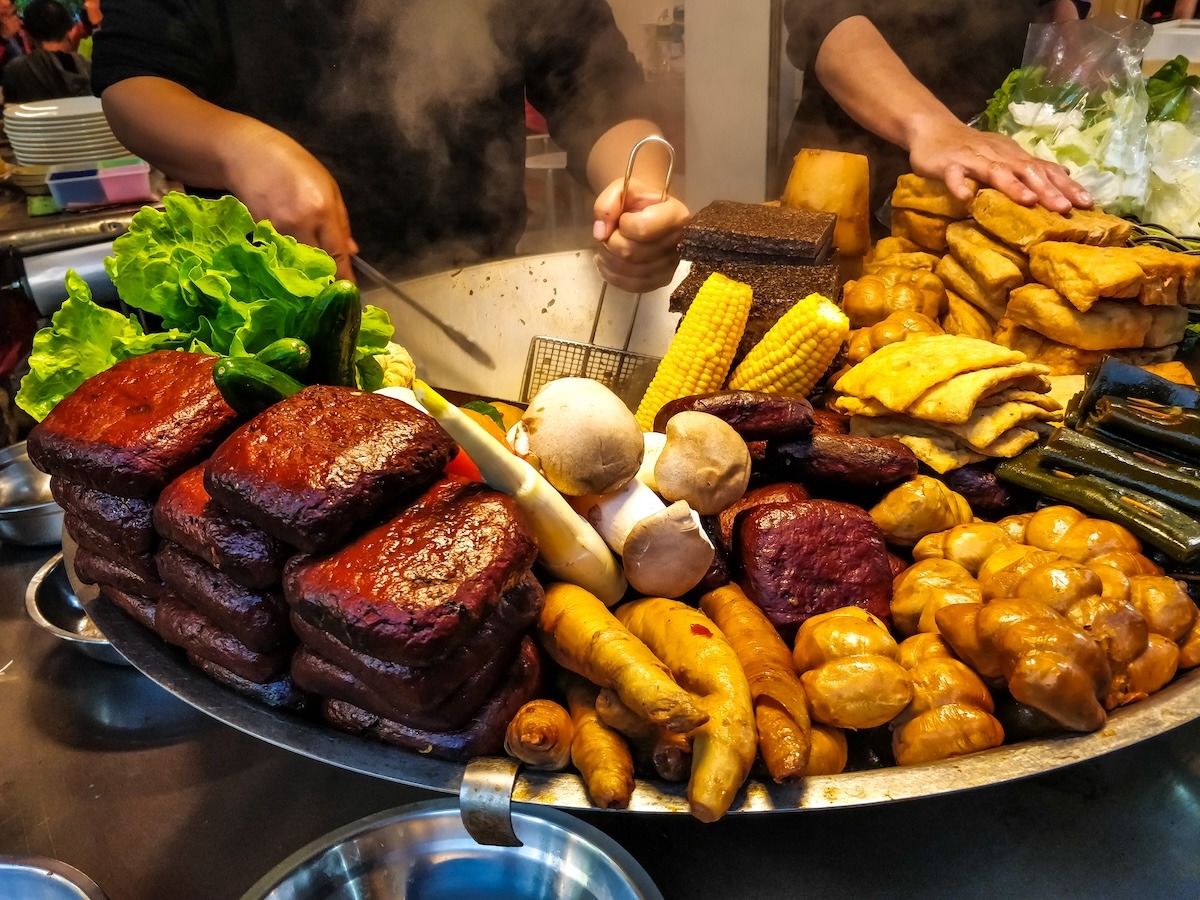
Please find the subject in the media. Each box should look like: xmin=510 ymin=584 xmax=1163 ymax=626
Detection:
xmin=87 ymin=593 xmax=1200 ymax=815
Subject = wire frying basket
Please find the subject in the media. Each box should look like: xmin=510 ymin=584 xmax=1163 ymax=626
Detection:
xmin=520 ymin=135 xmax=675 ymax=407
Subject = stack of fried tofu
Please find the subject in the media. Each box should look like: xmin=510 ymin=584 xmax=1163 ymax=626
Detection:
xmin=832 ymin=334 xmax=1062 ymax=473
xmin=881 ymin=176 xmax=1200 ymax=375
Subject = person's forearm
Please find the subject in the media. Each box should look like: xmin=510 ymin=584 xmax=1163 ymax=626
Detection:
xmin=1175 ymin=0 xmax=1199 ymax=19
xmin=100 ymin=76 xmax=274 ymax=190
xmin=586 ymin=119 xmax=671 ymax=195
xmin=814 ymin=16 xmax=958 ymax=153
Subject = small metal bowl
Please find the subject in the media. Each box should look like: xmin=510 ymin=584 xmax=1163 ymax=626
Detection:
xmin=25 ymin=552 xmax=128 ymax=666
xmin=242 ymin=799 xmax=663 ymax=900
xmin=0 ymin=440 xmax=63 ymax=546
xmin=0 ymin=855 xmax=108 ymax=899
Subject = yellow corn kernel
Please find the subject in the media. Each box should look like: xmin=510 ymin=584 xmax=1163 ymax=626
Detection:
xmin=727 ymin=293 xmax=848 ymax=396
xmin=634 ymin=272 xmax=752 ymax=431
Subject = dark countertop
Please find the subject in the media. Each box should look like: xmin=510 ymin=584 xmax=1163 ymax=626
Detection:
xmin=3 ymin=540 xmax=1200 ymax=899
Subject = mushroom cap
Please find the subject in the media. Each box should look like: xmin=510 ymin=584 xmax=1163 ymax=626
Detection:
xmin=654 ymin=411 xmax=752 ymax=515
xmin=521 ymin=377 xmax=644 ymax=496
xmin=623 ymin=500 xmax=715 ymax=598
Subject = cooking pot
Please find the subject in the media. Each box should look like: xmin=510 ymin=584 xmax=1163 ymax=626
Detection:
xmin=368 ymin=251 xmax=684 ymax=402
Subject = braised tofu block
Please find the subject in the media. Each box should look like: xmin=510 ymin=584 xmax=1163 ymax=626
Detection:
xmin=288 ymin=573 xmax=542 ymax=717
xmin=284 ymin=479 xmax=538 ymax=665
xmin=73 ymin=544 xmax=169 ymax=599
xmin=154 ymin=465 xmax=287 ymax=589
xmin=1028 ymin=243 xmax=1143 ymax=312
xmin=156 ymin=595 xmax=292 ymax=684
xmin=26 ymin=350 xmax=239 ymax=498
xmin=205 ymin=385 xmax=457 ymax=553
xmin=188 ymin=655 xmax=309 ymax=711
xmin=51 ymin=478 xmax=157 ymax=552
xmin=971 ymin=189 xmax=1130 ymax=250
xmin=99 ymin=584 xmax=160 ymax=635
xmin=316 ymin=637 xmax=543 ymax=762
xmin=155 ymin=541 xmax=292 ymax=653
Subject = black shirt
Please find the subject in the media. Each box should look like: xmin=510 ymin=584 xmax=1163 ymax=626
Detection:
xmin=93 ymin=0 xmax=651 ymax=273
xmin=780 ymin=1 xmax=1050 ymax=220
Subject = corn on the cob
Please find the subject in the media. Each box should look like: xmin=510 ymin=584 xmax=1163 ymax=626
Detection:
xmin=727 ymin=293 xmax=848 ymax=396
xmin=634 ymin=272 xmax=752 ymax=431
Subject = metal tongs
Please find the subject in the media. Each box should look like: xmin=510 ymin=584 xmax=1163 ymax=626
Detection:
xmin=519 ymin=135 xmax=676 ymax=402
xmin=351 ymin=254 xmax=496 ymax=369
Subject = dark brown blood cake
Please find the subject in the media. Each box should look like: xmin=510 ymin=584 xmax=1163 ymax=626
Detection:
xmin=64 ymin=513 xmax=160 ymax=582
xmin=51 ymin=478 xmax=157 ymax=552
xmin=154 ymin=466 xmax=287 ymax=589
xmin=737 ymin=499 xmax=893 ymax=638
xmin=74 ymin=544 xmax=169 ymax=599
xmin=679 ymin=201 xmax=837 ymax=264
xmin=205 ymin=385 xmax=457 ymax=553
xmin=156 ymin=595 xmax=292 ymax=684
xmin=284 ymin=479 xmax=538 ymax=666
xmin=764 ymin=432 xmax=919 ymax=489
xmin=155 ymin=541 xmax=291 ymax=652
xmin=26 ymin=350 xmax=239 ymax=498
xmin=318 ymin=636 xmax=543 ymax=761
xmin=99 ymin=584 xmax=159 ymax=635
xmin=652 ymin=391 xmax=814 ymax=442
xmin=188 ymin=654 xmax=309 ymax=711
xmin=289 ymin=572 xmax=542 ymax=711
xmin=718 ymin=482 xmax=810 ymax=557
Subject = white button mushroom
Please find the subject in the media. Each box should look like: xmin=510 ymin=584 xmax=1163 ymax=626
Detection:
xmin=512 ymin=377 xmax=645 ymax=496
xmin=654 ymin=411 xmax=752 ymax=515
xmin=572 ymin=477 xmax=715 ymax=599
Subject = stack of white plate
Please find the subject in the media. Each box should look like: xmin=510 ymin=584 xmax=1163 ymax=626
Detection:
xmin=8 ymin=164 xmax=50 ymax=195
xmin=3 ymin=96 xmax=127 ymax=166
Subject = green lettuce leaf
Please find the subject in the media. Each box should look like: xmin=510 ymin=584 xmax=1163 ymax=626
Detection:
xmin=25 ymin=191 xmax=401 ymax=417
xmin=1146 ymin=55 xmax=1200 ymax=124
xmin=354 ymin=305 xmax=397 ymax=391
xmin=15 ymin=272 xmax=190 ymax=421
xmin=104 ymin=191 xmax=337 ymax=355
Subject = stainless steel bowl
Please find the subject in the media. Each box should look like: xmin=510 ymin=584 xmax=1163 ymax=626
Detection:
xmin=0 ymin=855 xmax=108 ymax=899
xmin=0 ymin=440 xmax=63 ymax=546
xmin=26 ymin=552 xmax=128 ymax=666
xmin=242 ymin=799 xmax=663 ymax=900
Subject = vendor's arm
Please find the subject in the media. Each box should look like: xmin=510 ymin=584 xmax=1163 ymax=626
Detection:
xmin=588 ymin=119 xmax=690 ymax=294
xmin=522 ymin=0 xmax=687 ymax=293
xmin=101 ymin=78 xmax=357 ymax=280
xmin=814 ymin=16 xmax=1091 ymax=213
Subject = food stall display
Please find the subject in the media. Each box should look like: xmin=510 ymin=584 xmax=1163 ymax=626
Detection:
xmin=13 ymin=153 xmax=1200 ymax=829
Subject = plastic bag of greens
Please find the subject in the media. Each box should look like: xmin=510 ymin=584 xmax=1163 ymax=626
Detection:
xmin=979 ymin=16 xmax=1152 ymax=217
xmin=1143 ymin=56 xmax=1200 ymax=235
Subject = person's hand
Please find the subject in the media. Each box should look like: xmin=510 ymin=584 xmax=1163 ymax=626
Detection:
xmin=907 ymin=116 xmax=1092 ymax=213
xmin=592 ymin=177 xmax=690 ymax=293
xmin=223 ymin=124 xmax=359 ymax=280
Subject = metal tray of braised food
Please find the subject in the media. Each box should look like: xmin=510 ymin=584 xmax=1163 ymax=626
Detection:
xmin=88 ymin=593 xmax=1200 ymax=814
xmin=76 ymin=249 xmax=1200 ymax=814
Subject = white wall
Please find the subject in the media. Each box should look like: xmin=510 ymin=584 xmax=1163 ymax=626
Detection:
xmin=682 ymin=0 xmax=774 ymax=208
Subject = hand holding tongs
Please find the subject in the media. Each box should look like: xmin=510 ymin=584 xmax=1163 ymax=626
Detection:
xmin=588 ymin=135 xmax=677 ymax=353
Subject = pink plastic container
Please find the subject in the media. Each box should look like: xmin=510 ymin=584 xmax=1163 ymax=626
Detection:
xmin=98 ymin=158 xmax=152 ymax=204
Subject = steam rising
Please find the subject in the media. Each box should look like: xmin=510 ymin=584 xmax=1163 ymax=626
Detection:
xmin=330 ymin=0 xmax=507 ymax=151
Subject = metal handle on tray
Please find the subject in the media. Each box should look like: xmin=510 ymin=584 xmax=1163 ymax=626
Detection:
xmin=459 ymin=756 xmax=522 ymax=847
